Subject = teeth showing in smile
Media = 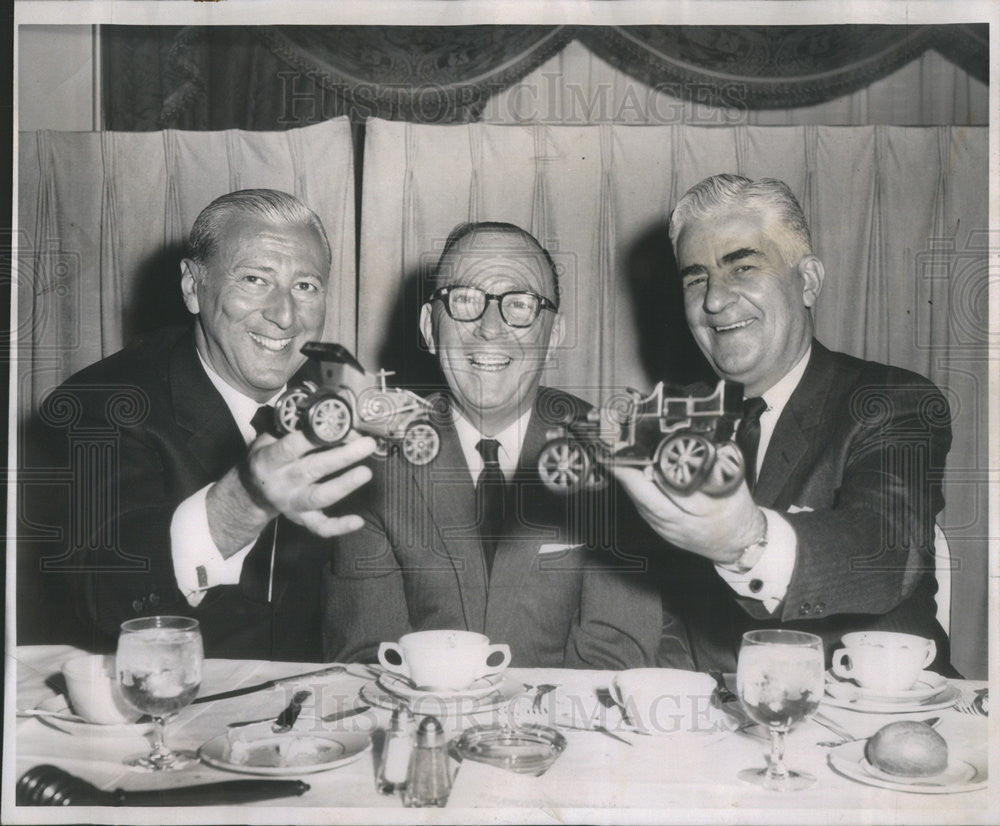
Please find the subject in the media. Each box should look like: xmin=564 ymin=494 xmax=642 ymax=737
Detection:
xmin=468 ymin=354 xmax=511 ymax=372
xmin=249 ymin=332 xmax=292 ymax=351
xmin=713 ymin=319 xmax=753 ymax=333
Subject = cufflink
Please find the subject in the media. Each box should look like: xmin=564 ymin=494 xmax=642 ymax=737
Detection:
xmin=196 ymin=566 xmax=208 ymax=588
xmin=749 ymin=579 xmax=763 ymax=594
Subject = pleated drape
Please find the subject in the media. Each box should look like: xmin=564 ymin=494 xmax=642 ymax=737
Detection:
xmin=357 ymin=119 xmax=988 ymax=677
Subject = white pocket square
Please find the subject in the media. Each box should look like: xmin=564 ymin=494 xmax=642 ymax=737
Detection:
xmin=537 ymin=543 xmax=583 ymax=555
xmin=787 ymin=504 xmax=815 ymax=513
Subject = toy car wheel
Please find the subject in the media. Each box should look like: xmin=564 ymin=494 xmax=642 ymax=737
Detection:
xmin=273 ymin=382 xmax=316 ymax=435
xmin=401 ymin=421 xmax=439 ymax=465
xmin=305 ymin=394 xmax=352 ymax=445
xmin=701 ymin=441 xmax=745 ymax=496
xmin=537 ymin=438 xmax=590 ymax=494
xmin=654 ymin=432 xmax=715 ymax=494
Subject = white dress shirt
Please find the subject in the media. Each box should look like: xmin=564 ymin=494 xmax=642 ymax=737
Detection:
xmin=451 ymin=405 xmax=533 ymax=483
xmin=715 ymin=347 xmax=812 ymax=612
xmin=170 ymin=353 xmax=282 ymax=607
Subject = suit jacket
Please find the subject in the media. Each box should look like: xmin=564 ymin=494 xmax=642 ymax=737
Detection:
xmin=37 ymin=326 xmax=328 ymax=661
xmin=658 ymin=341 xmax=954 ymax=674
xmin=322 ymin=388 xmax=664 ymax=668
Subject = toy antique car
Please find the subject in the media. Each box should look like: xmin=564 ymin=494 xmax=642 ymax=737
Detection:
xmin=273 ymin=342 xmax=441 ymax=466
xmin=537 ymin=380 xmax=745 ymax=497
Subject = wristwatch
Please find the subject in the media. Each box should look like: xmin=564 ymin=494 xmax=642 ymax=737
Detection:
xmin=720 ymin=509 xmax=769 ymax=574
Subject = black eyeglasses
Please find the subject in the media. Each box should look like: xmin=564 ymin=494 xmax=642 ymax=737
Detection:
xmin=430 ymin=285 xmax=558 ymax=328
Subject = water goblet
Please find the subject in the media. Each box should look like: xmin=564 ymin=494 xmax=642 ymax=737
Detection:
xmin=736 ymin=629 xmax=824 ymax=791
xmin=116 ymin=616 xmax=203 ymax=771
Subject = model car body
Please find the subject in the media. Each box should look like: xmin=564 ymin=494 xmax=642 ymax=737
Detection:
xmin=537 ymin=380 xmax=745 ymax=496
xmin=273 ymin=342 xmax=441 ymax=466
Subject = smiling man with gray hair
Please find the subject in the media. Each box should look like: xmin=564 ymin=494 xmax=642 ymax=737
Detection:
xmin=616 ymin=174 xmax=955 ymax=674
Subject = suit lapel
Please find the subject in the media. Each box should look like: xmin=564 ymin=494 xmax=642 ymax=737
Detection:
xmin=168 ymin=332 xmax=245 ymax=477
xmin=408 ymin=400 xmax=489 ymax=630
xmin=485 ymin=396 xmax=566 ymax=630
xmin=754 ymin=341 xmax=834 ymax=507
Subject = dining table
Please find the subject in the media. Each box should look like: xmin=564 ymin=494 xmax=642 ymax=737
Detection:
xmin=8 ymin=645 xmax=994 ymax=823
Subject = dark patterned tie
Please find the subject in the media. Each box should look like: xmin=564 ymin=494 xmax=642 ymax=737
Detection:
xmin=240 ymin=406 xmax=278 ymax=602
xmin=735 ymin=397 xmax=768 ymax=492
xmin=476 ymin=438 xmax=506 ymax=579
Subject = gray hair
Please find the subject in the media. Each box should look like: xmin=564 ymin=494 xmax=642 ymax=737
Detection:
xmin=188 ymin=189 xmax=332 ymax=265
xmin=668 ymin=174 xmax=812 ymax=263
xmin=432 ymin=221 xmax=560 ymax=306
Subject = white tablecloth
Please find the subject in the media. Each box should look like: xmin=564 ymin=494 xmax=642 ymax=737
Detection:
xmin=7 ymin=645 xmax=995 ymax=824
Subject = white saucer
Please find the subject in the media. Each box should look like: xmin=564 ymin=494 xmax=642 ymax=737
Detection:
xmin=377 ymin=672 xmax=504 ymax=701
xmin=199 ymin=730 xmax=371 ymax=776
xmin=823 ymin=671 xmax=959 ymax=713
xmin=828 ymin=740 xmax=987 ymax=794
xmin=360 ymin=676 xmax=520 ymax=717
xmin=826 ymin=670 xmax=949 ymax=704
xmin=31 ymin=695 xmax=153 ymax=737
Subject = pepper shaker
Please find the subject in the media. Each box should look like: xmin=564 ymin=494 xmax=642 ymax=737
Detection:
xmin=402 ymin=716 xmax=452 ymax=807
xmin=375 ymin=707 xmax=414 ymax=795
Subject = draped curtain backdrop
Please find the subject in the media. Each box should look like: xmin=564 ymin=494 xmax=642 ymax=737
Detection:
xmin=103 ymin=25 xmax=988 ymax=129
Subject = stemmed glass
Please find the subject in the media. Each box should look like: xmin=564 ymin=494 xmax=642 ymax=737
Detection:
xmin=736 ymin=629 xmax=824 ymax=791
xmin=117 ymin=616 xmax=203 ymax=771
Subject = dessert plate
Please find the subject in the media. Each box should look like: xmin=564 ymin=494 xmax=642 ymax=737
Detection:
xmin=377 ymin=672 xmax=504 ymax=702
xmin=29 ymin=695 xmax=153 ymax=737
xmin=828 ymin=740 xmax=987 ymax=794
xmin=199 ymin=730 xmax=371 ymax=776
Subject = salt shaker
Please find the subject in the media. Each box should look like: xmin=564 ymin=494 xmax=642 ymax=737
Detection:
xmin=402 ymin=716 xmax=452 ymax=807
xmin=375 ymin=707 xmax=414 ymax=795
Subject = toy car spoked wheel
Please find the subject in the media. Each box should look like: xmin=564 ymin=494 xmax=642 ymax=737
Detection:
xmin=700 ymin=441 xmax=745 ymax=496
xmin=305 ymin=394 xmax=353 ymax=445
xmin=401 ymin=421 xmax=440 ymax=465
xmin=654 ymin=432 xmax=716 ymax=494
xmin=537 ymin=438 xmax=590 ymax=494
xmin=273 ymin=382 xmax=317 ymax=435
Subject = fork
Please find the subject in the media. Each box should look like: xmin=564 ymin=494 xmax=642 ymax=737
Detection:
xmin=954 ymin=687 xmax=988 ymax=716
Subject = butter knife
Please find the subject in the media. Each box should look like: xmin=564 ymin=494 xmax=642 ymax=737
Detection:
xmin=273 ymin=690 xmax=311 ymax=733
xmin=193 ymin=666 xmax=345 ymax=704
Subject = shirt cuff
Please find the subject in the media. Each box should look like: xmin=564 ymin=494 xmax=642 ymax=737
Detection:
xmin=715 ymin=509 xmax=797 ymax=613
xmin=171 ymin=484 xmax=257 ymax=607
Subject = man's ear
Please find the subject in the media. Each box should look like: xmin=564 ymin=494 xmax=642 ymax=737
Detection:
xmin=547 ymin=312 xmax=566 ymax=352
xmin=180 ymin=259 xmax=201 ymax=315
xmin=419 ymin=303 xmax=436 ymax=355
xmin=798 ymin=255 xmax=825 ymax=308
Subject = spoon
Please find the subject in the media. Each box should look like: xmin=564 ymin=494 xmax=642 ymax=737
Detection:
xmin=816 ymin=716 xmax=940 ymax=748
xmin=17 ymin=708 xmax=89 ymax=724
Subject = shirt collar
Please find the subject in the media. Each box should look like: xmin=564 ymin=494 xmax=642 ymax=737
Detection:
xmin=452 ymin=404 xmax=533 ymax=480
xmin=759 ymin=345 xmax=811 ymax=418
xmin=196 ymin=351 xmax=284 ymax=445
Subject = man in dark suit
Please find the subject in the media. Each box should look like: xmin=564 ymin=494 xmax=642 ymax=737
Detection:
xmin=37 ymin=189 xmax=376 ymax=660
xmin=615 ymin=174 xmax=953 ymax=673
xmin=323 ymin=223 xmax=663 ymax=667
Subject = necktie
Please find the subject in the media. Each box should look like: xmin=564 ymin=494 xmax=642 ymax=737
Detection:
xmin=240 ymin=406 xmax=278 ymax=602
xmin=476 ymin=439 xmax=506 ymax=579
xmin=250 ymin=404 xmax=278 ymax=439
xmin=735 ymin=397 xmax=768 ymax=491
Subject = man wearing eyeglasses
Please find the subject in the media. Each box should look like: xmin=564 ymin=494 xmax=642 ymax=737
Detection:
xmin=322 ymin=222 xmax=663 ymax=668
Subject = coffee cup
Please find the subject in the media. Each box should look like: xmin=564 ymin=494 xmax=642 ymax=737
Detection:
xmin=831 ymin=632 xmax=936 ymax=693
xmin=609 ymin=669 xmax=719 ymax=735
xmin=377 ymin=630 xmax=511 ymax=692
xmin=62 ymin=654 xmax=142 ymax=725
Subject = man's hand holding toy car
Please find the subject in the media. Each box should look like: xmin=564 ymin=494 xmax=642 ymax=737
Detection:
xmin=611 ymin=463 xmax=767 ymax=568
